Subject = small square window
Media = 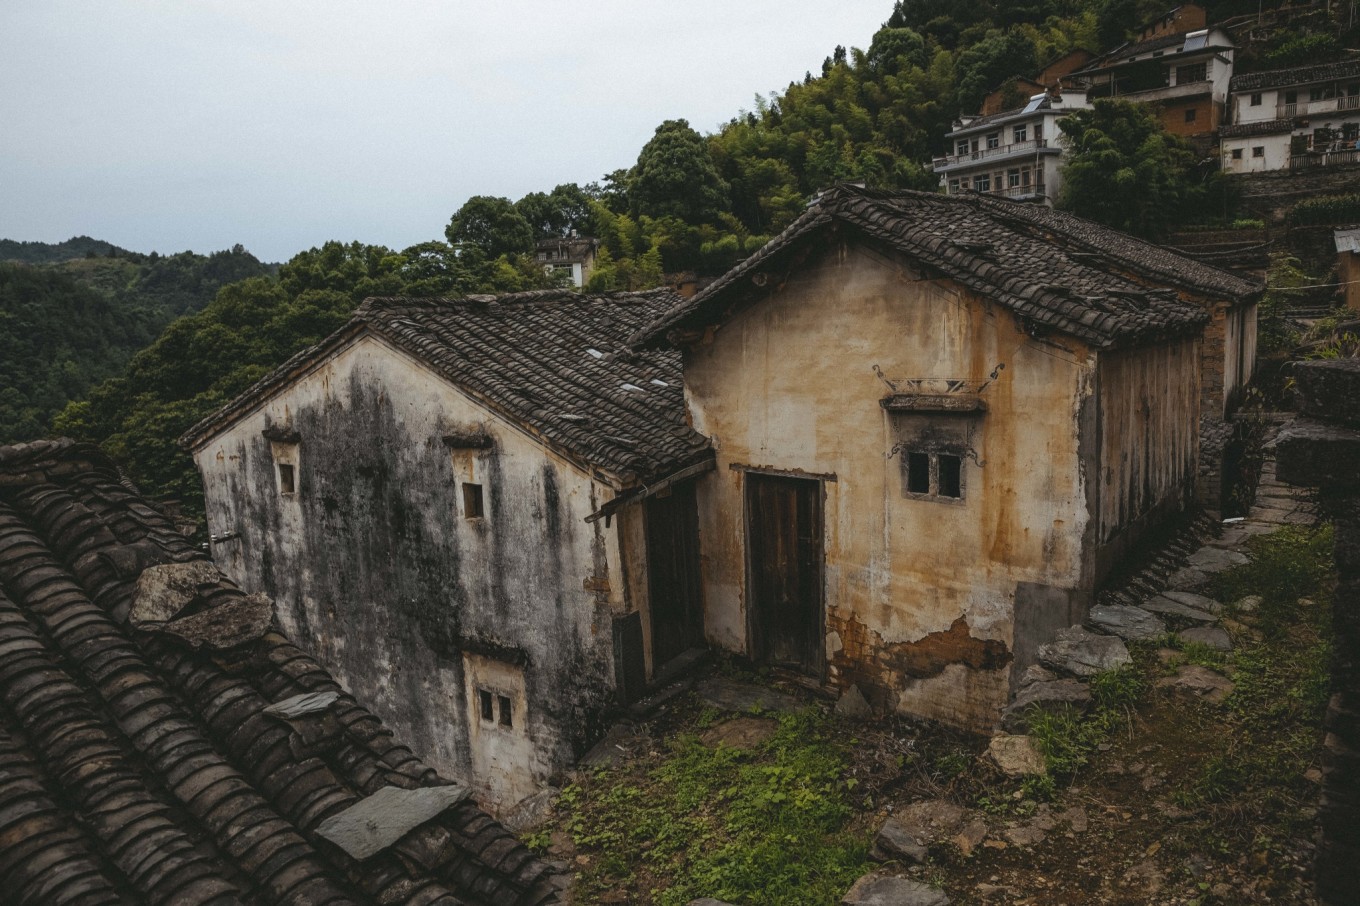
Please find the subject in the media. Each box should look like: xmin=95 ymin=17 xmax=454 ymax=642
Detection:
xmin=462 ymin=482 xmax=484 ymax=518
xmin=1252 ymin=146 xmax=1265 ymax=157
xmin=479 ymin=688 xmax=494 ymax=721
xmin=1250 ymin=92 xmax=1262 ymax=106
xmin=1231 ymin=148 xmax=1243 ymax=160
xmin=498 ymin=695 xmax=513 ymax=727
xmin=1184 ymin=108 xmax=1197 ymax=123
xmin=938 ymin=455 xmax=963 ymax=499
xmin=278 ymin=463 xmax=296 ymax=495
xmin=906 ymin=452 xmax=930 ymax=494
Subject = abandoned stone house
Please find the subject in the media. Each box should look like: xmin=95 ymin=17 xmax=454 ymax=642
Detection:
xmin=181 ymin=289 xmax=712 ymax=811
xmin=0 ymin=439 xmax=557 ymax=906
xmin=630 ymin=184 xmax=1260 ymax=731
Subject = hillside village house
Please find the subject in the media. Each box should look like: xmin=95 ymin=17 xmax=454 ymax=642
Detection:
xmin=182 ymin=289 xmax=712 ymax=811
xmin=1071 ymin=22 xmax=1235 ymax=145
xmin=631 ymin=185 xmax=1259 ymax=730
xmin=933 ymin=87 xmax=1091 ymax=204
xmin=534 ymin=234 xmax=599 ymax=288
xmin=1220 ymin=59 xmax=1360 ymax=174
xmin=1338 ymin=227 xmax=1360 ymax=311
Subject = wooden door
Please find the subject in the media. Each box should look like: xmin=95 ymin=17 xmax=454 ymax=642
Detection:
xmin=745 ymin=474 xmax=823 ymax=676
xmin=645 ymin=482 xmax=704 ymax=670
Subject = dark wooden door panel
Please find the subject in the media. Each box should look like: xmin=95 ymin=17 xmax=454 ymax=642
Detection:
xmin=646 ymin=482 xmax=704 ymax=670
xmin=746 ymin=474 xmax=823 ymax=676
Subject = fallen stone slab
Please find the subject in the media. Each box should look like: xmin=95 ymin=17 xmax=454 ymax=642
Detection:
xmin=1003 ymin=822 xmax=1047 ymax=846
xmin=1038 ymin=625 xmax=1131 ymax=678
xmin=1087 ymin=604 xmax=1167 ymax=641
xmin=1000 ymin=677 xmax=1092 ymax=732
xmin=1166 ymin=566 xmax=1209 ymax=590
xmin=835 ymin=684 xmax=872 ymax=719
xmin=1160 ymin=591 xmax=1223 ymax=614
xmin=1177 ymin=626 xmax=1233 ymax=652
xmin=1142 ymin=594 xmax=1219 ymax=624
xmin=842 ymin=873 xmax=950 ymax=906
xmin=872 ymin=817 xmax=929 ymax=864
xmin=1233 ymin=595 xmax=1262 ymax=614
xmin=696 ymin=677 xmax=803 ymax=714
xmin=987 ymin=734 xmax=1046 ymax=777
xmin=1185 ymin=547 xmax=1249 ymax=574
xmin=1156 ymin=664 xmax=1234 ymax=705
xmin=316 ymin=784 xmax=470 ymax=859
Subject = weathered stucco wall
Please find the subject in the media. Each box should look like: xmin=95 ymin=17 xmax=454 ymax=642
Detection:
xmin=682 ymin=242 xmax=1098 ymax=732
xmin=193 ymin=333 xmax=625 ymax=811
xmin=1093 ymin=338 xmax=1201 ymax=581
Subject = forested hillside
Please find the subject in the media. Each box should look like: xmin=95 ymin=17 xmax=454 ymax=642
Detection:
xmin=0 ymin=241 xmax=273 ymax=442
xmin=38 ymin=0 xmax=1358 ymax=511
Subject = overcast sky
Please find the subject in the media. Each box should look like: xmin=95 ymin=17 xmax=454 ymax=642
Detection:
xmin=1 ymin=1 xmax=889 ymax=262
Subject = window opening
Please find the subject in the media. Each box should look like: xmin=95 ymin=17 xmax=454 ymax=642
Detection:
xmin=1252 ymin=146 xmax=1265 ymax=158
xmin=1013 ymin=124 xmax=1027 ymax=142
xmin=479 ymin=689 xmax=494 ymax=721
xmin=906 ymin=452 xmax=931 ymax=494
xmin=938 ymin=455 xmax=963 ymax=499
xmin=985 ymin=132 xmax=1000 ymax=149
xmin=1184 ymin=107 xmax=1197 ymax=122
xmin=498 ymin=695 xmax=513 ymax=727
xmin=278 ymin=463 xmax=296 ymax=495
xmin=462 ymin=482 xmax=485 ymax=518
xmin=1231 ymin=148 xmax=1243 ymax=159
xmin=1250 ymin=92 xmax=1262 ymax=106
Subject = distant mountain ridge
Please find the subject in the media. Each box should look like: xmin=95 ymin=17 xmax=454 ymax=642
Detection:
xmin=0 ymin=235 xmax=132 ymax=264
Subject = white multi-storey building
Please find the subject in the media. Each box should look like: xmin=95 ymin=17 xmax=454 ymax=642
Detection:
xmin=1221 ymin=59 xmax=1360 ymax=174
xmin=932 ymin=89 xmax=1090 ymax=205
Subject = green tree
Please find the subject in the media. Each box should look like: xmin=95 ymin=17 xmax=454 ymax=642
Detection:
xmin=1056 ymin=99 xmax=1197 ymax=240
xmin=445 ymin=195 xmax=535 ymax=258
xmin=516 ymin=183 xmax=597 ymax=239
xmin=630 ymin=119 xmax=730 ymax=223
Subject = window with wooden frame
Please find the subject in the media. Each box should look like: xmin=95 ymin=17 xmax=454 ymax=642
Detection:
xmin=902 ymin=450 xmax=965 ymax=502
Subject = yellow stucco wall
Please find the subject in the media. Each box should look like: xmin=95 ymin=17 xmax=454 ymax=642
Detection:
xmin=682 ymin=243 xmax=1099 ymax=731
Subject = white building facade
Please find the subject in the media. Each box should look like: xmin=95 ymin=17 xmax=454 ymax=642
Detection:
xmin=1221 ymin=59 xmax=1360 ymax=174
xmin=933 ymin=90 xmax=1090 ymax=205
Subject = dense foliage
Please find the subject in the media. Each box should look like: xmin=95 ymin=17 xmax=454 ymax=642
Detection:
xmin=0 ymin=243 xmax=272 ymax=443
xmin=1056 ymin=99 xmax=1201 ymax=239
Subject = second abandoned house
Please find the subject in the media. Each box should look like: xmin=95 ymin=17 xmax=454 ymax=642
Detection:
xmin=180 ymin=289 xmax=713 ymax=811
xmin=632 ymin=185 xmax=1260 ymax=730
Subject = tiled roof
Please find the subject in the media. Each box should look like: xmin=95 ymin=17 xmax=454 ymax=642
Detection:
xmin=632 ymin=185 xmax=1259 ymax=352
xmin=1220 ymin=118 xmax=1296 ymax=138
xmin=1231 ymin=58 xmax=1360 ymax=92
xmin=182 ymin=289 xmax=712 ymax=485
xmin=0 ymin=438 xmax=559 ymax=906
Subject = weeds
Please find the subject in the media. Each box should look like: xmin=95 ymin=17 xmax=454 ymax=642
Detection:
xmin=554 ymin=708 xmax=871 ymax=905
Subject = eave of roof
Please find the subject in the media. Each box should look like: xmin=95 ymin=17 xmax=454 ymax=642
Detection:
xmin=181 ymin=289 xmax=712 ymax=486
xmin=1230 ymin=57 xmax=1360 ymax=93
xmin=631 ymin=185 xmax=1259 ymax=354
xmin=1220 ymin=118 xmax=1296 ymax=138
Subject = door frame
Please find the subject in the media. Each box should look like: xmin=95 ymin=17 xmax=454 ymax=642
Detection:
xmin=642 ymin=480 xmax=705 ymax=675
xmin=741 ymin=468 xmax=827 ymax=680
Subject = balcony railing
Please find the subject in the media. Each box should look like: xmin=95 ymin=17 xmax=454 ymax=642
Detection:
xmin=1279 ymin=96 xmax=1360 ymax=118
xmin=932 ymin=139 xmax=1051 ymax=171
xmin=1290 ymin=148 xmax=1360 ymax=170
xmin=947 ymin=183 xmax=1047 ymax=200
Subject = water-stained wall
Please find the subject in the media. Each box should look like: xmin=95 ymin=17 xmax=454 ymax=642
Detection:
xmin=682 ymin=242 xmax=1101 ymax=732
xmin=192 ymin=333 xmax=625 ymax=811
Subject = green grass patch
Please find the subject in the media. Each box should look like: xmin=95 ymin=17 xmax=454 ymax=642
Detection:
xmin=1025 ymin=662 xmax=1146 ymax=782
xmin=1173 ymin=526 xmax=1332 ymax=814
xmin=554 ymin=708 xmax=872 ymax=905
